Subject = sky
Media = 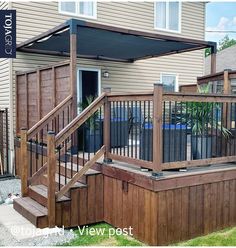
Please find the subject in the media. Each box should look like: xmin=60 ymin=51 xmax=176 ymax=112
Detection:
xmin=206 ymin=2 xmax=236 ymax=44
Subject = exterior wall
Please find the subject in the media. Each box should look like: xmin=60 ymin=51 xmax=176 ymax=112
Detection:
xmin=11 ymin=1 xmax=205 ymax=131
xmin=205 ymin=45 xmax=236 ymax=75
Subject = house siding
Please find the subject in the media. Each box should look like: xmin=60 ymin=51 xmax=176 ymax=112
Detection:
xmin=11 ymin=1 xmax=205 ymax=131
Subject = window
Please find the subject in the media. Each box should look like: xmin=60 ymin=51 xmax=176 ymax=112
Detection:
xmin=155 ymin=2 xmax=181 ymax=32
xmin=161 ymin=73 xmax=178 ymax=92
xmin=59 ymin=1 xmax=96 ymax=19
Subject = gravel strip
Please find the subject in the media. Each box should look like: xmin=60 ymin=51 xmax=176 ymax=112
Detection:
xmin=0 ymin=224 xmax=75 ymax=246
xmin=0 ymin=178 xmax=21 ymax=202
xmin=0 ymin=178 xmax=76 ymax=246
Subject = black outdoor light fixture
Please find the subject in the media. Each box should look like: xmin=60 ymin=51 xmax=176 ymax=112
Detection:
xmin=103 ymin=70 xmax=109 ymax=78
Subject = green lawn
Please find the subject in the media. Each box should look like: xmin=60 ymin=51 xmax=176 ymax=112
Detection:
xmin=176 ymin=227 xmax=236 ymax=246
xmin=63 ymin=223 xmax=143 ymax=246
xmin=63 ymin=223 xmax=236 ymax=246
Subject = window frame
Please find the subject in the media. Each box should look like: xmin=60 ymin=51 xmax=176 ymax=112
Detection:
xmin=58 ymin=1 xmax=97 ymax=20
xmin=160 ymin=73 xmax=179 ymax=92
xmin=154 ymin=1 xmax=182 ymax=33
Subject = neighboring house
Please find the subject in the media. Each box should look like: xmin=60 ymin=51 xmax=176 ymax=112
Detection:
xmin=205 ymin=44 xmax=236 ymax=74
xmin=0 ymin=1 xmax=206 ymax=174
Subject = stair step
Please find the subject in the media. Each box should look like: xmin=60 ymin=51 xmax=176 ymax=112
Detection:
xmin=42 ymin=173 xmax=87 ymax=188
xmin=29 ymin=184 xmax=70 ymax=207
xmin=57 ymin=162 xmax=101 ymax=176
xmin=13 ymin=197 xmax=48 ymax=228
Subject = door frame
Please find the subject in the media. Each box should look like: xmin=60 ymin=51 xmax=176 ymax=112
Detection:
xmin=77 ymin=67 xmax=102 ymax=105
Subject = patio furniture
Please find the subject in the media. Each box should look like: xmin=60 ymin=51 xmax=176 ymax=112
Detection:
xmin=140 ymin=123 xmax=187 ymax=162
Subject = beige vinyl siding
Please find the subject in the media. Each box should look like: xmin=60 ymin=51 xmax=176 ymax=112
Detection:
xmin=0 ymin=2 xmax=10 ymax=109
xmin=11 ymin=1 xmax=205 ymax=131
xmin=13 ymin=2 xmax=205 ymax=43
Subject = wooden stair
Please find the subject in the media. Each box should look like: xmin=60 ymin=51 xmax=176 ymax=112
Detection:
xmin=13 ymin=197 xmax=48 ymax=228
xmin=13 ymin=162 xmax=102 ymax=228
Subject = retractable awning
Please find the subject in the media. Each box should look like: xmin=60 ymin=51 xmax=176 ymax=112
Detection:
xmin=17 ymin=19 xmax=216 ymax=63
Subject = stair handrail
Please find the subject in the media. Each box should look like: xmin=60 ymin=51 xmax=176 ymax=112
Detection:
xmin=27 ymin=95 xmax=73 ymax=140
xmin=55 ymin=92 xmax=106 ymax=147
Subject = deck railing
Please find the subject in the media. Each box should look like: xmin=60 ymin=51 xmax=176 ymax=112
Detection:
xmin=18 ymin=84 xmax=236 ymax=226
xmin=104 ymin=85 xmax=236 ymax=173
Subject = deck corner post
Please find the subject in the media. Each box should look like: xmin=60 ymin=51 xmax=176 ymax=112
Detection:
xmin=223 ymin=69 xmax=231 ymax=94
xmin=210 ymin=45 xmax=217 ymax=74
xmin=152 ymin=84 xmax=163 ymax=177
xmin=47 ymin=131 xmax=56 ymax=227
xmin=20 ymin=128 xmax=28 ymax=196
xmin=223 ymin=69 xmax=232 ymax=156
xmin=103 ymin=87 xmax=112 ymax=163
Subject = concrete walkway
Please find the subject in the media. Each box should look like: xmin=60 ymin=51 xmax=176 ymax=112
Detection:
xmin=0 ymin=179 xmax=75 ymax=246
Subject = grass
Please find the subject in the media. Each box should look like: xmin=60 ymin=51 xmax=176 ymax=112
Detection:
xmin=176 ymin=227 xmax=236 ymax=246
xmin=64 ymin=223 xmax=236 ymax=246
xmin=63 ymin=223 xmax=143 ymax=246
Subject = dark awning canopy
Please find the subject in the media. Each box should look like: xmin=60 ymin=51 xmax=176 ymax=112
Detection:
xmin=17 ymin=19 xmax=217 ymax=63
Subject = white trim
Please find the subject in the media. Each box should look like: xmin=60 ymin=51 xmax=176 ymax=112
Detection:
xmin=58 ymin=1 xmax=97 ymax=20
xmin=160 ymin=72 xmax=179 ymax=92
xmin=154 ymin=1 xmax=182 ymax=34
xmin=77 ymin=67 xmax=101 ymax=109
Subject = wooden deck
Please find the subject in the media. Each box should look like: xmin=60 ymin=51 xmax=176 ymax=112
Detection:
xmin=101 ymin=160 xmax=236 ymax=245
xmin=14 ymin=62 xmax=236 ymax=245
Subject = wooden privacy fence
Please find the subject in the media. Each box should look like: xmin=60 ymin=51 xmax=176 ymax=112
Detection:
xmin=197 ymin=69 xmax=236 ymax=94
xmin=16 ymin=60 xmax=71 ymax=134
xmin=0 ymin=108 xmax=10 ymax=176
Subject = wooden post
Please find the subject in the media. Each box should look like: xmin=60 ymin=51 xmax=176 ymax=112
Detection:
xmin=223 ymin=69 xmax=231 ymax=94
xmin=152 ymin=84 xmax=163 ymax=177
xmin=70 ymin=32 xmax=78 ymax=150
xmin=103 ymin=87 xmax=112 ymax=163
xmin=70 ymin=33 xmax=77 ymax=119
xmin=223 ymin=69 xmax=232 ymax=156
xmin=20 ymin=128 xmax=28 ymax=196
xmin=210 ymin=46 xmax=217 ymax=74
xmin=47 ymin=131 xmax=56 ymax=227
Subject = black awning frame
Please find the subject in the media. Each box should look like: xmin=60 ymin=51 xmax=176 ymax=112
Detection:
xmin=17 ymin=19 xmax=217 ymax=63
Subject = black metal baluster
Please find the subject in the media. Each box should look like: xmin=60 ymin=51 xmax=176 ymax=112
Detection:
xmin=127 ymin=101 xmax=130 ymax=157
xmin=30 ymin=139 xmax=33 ymax=177
xmin=123 ymin=101 xmax=126 ymax=156
xmin=119 ymin=102 xmax=122 ymax=156
xmin=58 ymin=146 xmax=61 ymax=190
xmin=93 ymin=112 xmax=96 ymax=155
xmin=190 ymin=102 xmax=194 ymax=160
xmin=211 ymin=102 xmax=214 ymax=158
xmin=216 ymin=104 xmax=219 ymax=157
xmin=116 ymin=101 xmax=119 ymax=155
xmin=36 ymin=133 xmax=38 ymax=172
xmin=163 ymin=101 xmax=166 ymax=162
xmin=83 ymin=124 xmax=85 ymax=166
xmin=174 ymin=101 xmax=177 ymax=161
xmin=220 ymin=103 xmax=223 ymax=156
xmin=139 ymin=101 xmax=142 ymax=159
xmin=147 ymin=101 xmax=150 ymax=161
xmin=65 ymin=140 xmax=67 ymax=185
xmin=71 ymin=133 xmax=73 ymax=178
xmin=179 ymin=101 xmax=183 ymax=161
xmin=41 ymin=129 xmax=44 ymax=168
xmin=168 ymin=101 xmax=171 ymax=162
xmin=131 ymin=101 xmax=134 ymax=158
xmin=185 ymin=102 xmax=188 ymax=160
xmin=135 ymin=101 xmax=138 ymax=159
